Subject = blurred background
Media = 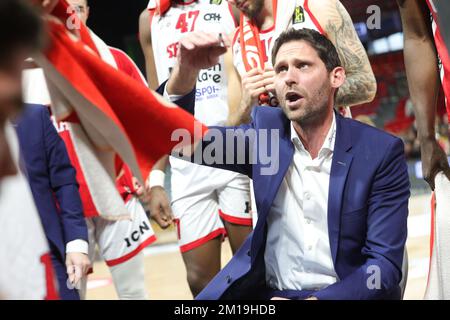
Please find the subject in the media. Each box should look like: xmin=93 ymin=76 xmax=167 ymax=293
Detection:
xmin=84 ymin=0 xmax=449 ymax=300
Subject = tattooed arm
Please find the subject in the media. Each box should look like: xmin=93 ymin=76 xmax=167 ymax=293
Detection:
xmin=314 ymin=0 xmax=377 ymax=107
xmin=397 ymin=0 xmax=450 ymax=189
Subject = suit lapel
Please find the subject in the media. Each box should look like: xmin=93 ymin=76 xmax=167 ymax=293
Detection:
xmin=251 ymin=116 xmax=294 ymax=263
xmin=328 ymin=114 xmax=353 ymax=265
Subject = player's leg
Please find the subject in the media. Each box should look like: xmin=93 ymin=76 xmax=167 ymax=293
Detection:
xmin=109 ymin=251 xmax=148 ymax=300
xmin=222 ymin=221 xmax=252 ymax=254
xmin=217 ymin=175 xmax=253 ymax=254
xmin=181 ymin=236 xmax=222 ymax=297
xmin=172 ymin=195 xmax=226 ymax=297
xmin=96 ymin=197 xmax=155 ymax=300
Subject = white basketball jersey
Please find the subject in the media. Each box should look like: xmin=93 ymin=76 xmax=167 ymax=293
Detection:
xmin=150 ymin=0 xmax=236 ymax=126
xmin=149 ymin=0 xmax=247 ymax=203
xmin=232 ymin=0 xmax=323 ymax=77
xmin=232 ymin=26 xmax=276 ymax=77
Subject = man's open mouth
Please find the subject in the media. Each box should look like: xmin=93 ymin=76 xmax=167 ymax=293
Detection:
xmin=285 ymin=92 xmax=303 ymax=103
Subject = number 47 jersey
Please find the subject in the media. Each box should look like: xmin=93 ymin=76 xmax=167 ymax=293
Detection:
xmin=149 ymin=0 xmax=236 ymax=126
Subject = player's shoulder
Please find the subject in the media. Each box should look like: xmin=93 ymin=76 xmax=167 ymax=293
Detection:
xmin=139 ymin=7 xmax=154 ymax=26
xmin=308 ymin=0 xmax=338 ymax=11
xmin=139 ymin=6 xmax=159 ymax=34
xmin=304 ymin=0 xmax=341 ymax=33
xmin=308 ymin=0 xmax=347 ymax=24
xmin=139 ymin=7 xmax=150 ymax=20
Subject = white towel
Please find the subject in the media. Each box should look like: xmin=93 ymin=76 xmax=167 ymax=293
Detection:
xmin=31 ymin=30 xmax=132 ymax=221
xmin=424 ymin=172 xmax=450 ymax=299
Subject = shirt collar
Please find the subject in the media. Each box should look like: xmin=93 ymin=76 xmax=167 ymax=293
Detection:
xmin=290 ymin=112 xmax=336 ymax=155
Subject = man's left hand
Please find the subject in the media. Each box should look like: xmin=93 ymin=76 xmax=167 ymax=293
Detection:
xmin=66 ymin=252 xmax=91 ymax=287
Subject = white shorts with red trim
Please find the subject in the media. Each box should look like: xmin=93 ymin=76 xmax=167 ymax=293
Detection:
xmin=86 ymin=197 xmax=156 ymax=267
xmin=171 ymin=173 xmax=252 ymax=253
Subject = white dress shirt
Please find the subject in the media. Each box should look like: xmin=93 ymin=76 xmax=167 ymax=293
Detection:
xmin=66 ymin=239 xmax=88 ymax=255
xmin=265 ymin=113 xmax=339 ymax=291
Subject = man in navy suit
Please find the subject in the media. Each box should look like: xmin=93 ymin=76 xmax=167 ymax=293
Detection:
xmin=160 ymin=28 xmax=410 ymax=300
xmin=15 ymin=104 xmax=91 ymax=300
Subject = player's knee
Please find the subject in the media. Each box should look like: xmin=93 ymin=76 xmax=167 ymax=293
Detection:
xmin=110 ymin=256 xmax=147 ymax=300
xmin=112 ymin=273 xmax=148 ymax=300
xmin=117 ymin=285 xmax=148 ymax=300
xmin=186 ymin=267 xmax=215 ymax=297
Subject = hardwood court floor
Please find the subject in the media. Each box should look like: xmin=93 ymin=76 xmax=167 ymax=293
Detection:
xmin=86 ymin=194 xmax=432 ymax=300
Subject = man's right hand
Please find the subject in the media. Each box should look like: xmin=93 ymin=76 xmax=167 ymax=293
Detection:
xmin=237 ymin=66 xmax=275 ymax=123
xmin=420 ymin=138 xmax=450 ymax=190
xmin=148 ymin=186 xmax=174 ymax=229
xmin=167 ymin=32 xmax=230 ymax=96
xmin=177 ymin=31 xmax=230 ymax=72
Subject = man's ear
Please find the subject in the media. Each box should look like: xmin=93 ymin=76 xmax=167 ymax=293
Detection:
xmin=330 ymin=66 xmax=346 ymax=89
xmin=86 ymin=6 xmax=90 ymax=22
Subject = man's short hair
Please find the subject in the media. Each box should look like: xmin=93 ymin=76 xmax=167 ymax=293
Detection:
xmin=271 ymin=28 xmax=342 ymax=72
xmin=0 ymin=0 xmax=44 ymax=65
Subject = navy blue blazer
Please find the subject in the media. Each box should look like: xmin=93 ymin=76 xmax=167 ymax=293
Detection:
xmin=194 ymin=107 xmax=410 ymax=300
xmin=15 ymin=104 xmax=88 ymax=260
xmin=191 ymin=106 xmax=410 ymax=300
xmin=157 ymin=82 xmax=410 ymax=299
xmin=171 ymin=95 xmax=410 ymax=299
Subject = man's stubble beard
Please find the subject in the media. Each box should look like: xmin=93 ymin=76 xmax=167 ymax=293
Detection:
xmin=282 ymin=85 xmax=331 ymax=128
xmin=245 ymin=0 xmax=265 ymax=20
